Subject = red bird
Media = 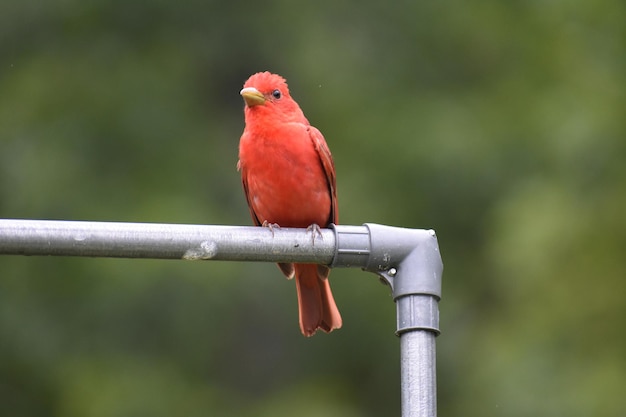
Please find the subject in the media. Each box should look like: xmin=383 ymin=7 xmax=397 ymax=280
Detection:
xmin=237 ymin=72 xmax=342 ymax=336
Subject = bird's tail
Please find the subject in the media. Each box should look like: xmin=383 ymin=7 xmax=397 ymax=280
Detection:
xmin=294 ymin=263 xmax=342 ymax=337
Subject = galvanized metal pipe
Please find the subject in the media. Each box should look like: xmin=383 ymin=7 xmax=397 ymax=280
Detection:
xmin=0 ymin=219 xmax=336 ymax=262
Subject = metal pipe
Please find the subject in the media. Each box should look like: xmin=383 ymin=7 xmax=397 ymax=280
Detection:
xmin=400 ymin=330 xmax=437 ymax=416
xmin=0 ymin=219 xmax=336 ymax=263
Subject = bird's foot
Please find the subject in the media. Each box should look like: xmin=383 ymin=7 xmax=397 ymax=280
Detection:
xmin=261 ymin=220 xmax=281 ymax=237
xmin=306 ymin=223 xmax=324 ymax=246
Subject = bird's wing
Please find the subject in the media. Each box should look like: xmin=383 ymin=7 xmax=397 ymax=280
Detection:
xmin=237 ymin=159 xmax=263 ymax=227
xmin=308 ymin=126 xmax=338 ymax=225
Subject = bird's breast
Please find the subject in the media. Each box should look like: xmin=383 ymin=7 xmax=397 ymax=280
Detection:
xmin=239 ymin=126 xmax=331 ymax=227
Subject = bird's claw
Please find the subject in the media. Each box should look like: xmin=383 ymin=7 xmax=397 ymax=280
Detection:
xmin=262 ymin=220 xmax=281 ymax=237
xmin=306 ymin=223 xmax=323 ymax=246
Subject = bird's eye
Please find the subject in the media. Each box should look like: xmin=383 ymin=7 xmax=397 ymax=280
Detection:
xmin=271 ymin=89 xmax=282 ymax=99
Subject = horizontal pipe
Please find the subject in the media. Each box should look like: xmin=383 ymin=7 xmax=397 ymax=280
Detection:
xmin=0 ymin=219 xmax=336 ymax=263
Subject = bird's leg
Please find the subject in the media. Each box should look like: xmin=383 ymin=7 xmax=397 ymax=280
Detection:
xmin=306 ymin=223 xmax=324 ymax=246
xmin=261 ymin=220 xmax=281 ymax=237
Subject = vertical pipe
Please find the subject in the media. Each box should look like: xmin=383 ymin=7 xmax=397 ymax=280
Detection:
xmin=396 ymin=293 xmax=439 ymax=417
xmin=400 ymin=329 xmax=437 ymax=417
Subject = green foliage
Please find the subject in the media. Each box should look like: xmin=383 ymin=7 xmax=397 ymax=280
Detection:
xmin=1 ymin=0 xmax=624 ymax=415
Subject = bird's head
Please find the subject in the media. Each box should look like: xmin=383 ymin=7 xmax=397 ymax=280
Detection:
xmin=240 ymin=72 xmax=306 ymax=123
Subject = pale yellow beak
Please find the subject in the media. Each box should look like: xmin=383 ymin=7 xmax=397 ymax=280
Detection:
xmin=240 ymin=87 xmax=265 ymax=107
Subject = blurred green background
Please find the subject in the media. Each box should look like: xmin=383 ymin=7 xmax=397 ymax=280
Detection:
xmin=1 ymin=0 xmax=624 ymax=416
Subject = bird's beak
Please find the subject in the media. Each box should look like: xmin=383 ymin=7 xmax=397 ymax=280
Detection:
xmin=240 ymin=87 xmax=266 ymax=107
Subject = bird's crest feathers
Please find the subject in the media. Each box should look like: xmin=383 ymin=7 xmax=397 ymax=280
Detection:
xmin=243 ymin=71 xmax=290 ymax=98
